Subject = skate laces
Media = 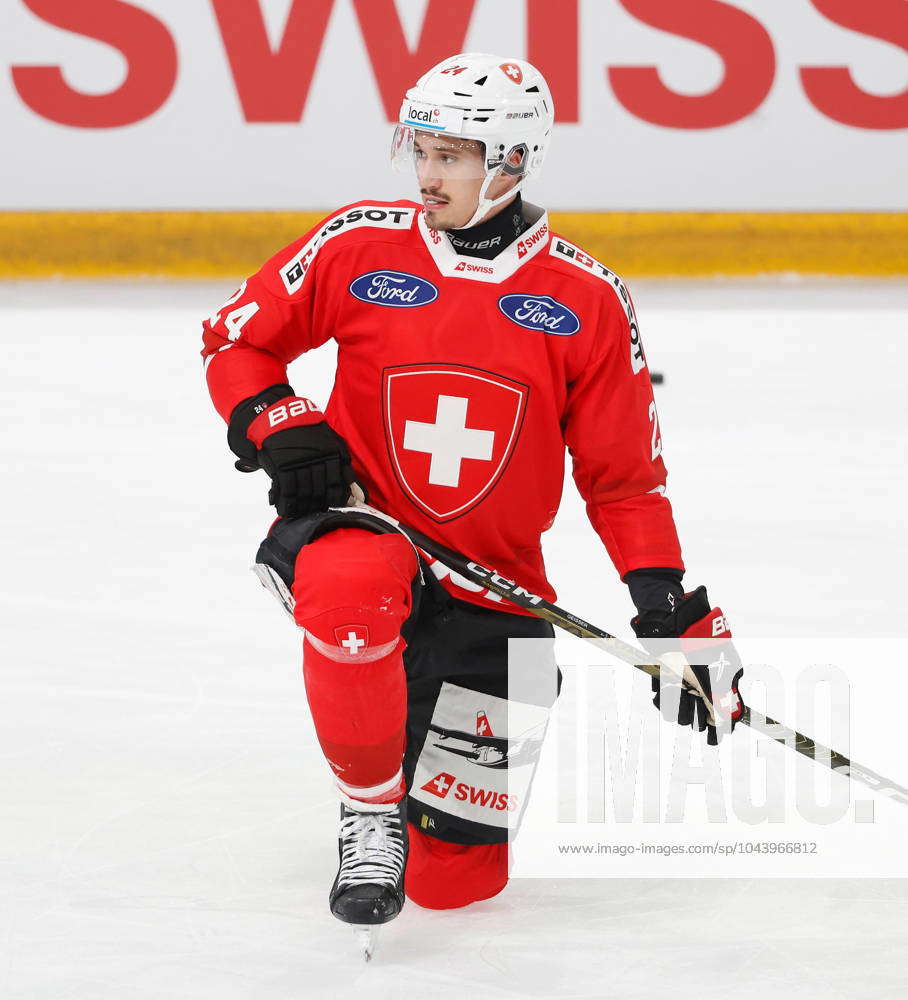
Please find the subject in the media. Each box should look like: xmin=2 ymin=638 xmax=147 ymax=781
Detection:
xmin=336 ymin=808 xmax=405 ymax=890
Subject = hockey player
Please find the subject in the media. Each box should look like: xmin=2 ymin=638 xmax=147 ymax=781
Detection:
xmin=201 ymin=53 xmax=745 ymax=943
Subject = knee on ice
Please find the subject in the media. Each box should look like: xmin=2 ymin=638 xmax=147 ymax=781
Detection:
xmin=405 ymin=825 xmax=510 ymax=910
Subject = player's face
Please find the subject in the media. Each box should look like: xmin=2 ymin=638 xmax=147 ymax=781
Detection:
xmin=413 ymin=135 xmax=515 ymax=230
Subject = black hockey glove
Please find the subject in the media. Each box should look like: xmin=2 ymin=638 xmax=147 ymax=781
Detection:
xmin=631 ymin=586 xmax=745 ymax=745
xmin=228 ymin=384 xmax=357 ymax=518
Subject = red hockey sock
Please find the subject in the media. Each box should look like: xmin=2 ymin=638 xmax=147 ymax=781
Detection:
xmin=293 ymin=528 xmax=417 ymax=805
xmin=405 ymin=825 xmax=511 ymax=909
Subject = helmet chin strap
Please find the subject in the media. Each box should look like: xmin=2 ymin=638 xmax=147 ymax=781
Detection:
xmin=460 ymin=169 xmax=526 ymax=230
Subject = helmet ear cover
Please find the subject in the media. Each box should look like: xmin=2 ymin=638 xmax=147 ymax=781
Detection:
xmin=501 ymin=143 xmax=529 ymax=177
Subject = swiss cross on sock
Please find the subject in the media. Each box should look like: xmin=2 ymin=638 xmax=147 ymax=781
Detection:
xmin=334 ymin=625 xmax=370 ymax=655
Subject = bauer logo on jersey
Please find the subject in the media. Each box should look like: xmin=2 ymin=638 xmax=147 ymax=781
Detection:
xmin=382 ymin=363 xmax=529 ymax=523
xmin=349 ymin=270 xmax=438 ymax=308
xmin=498 ymin=294 xmax=581 ymax=336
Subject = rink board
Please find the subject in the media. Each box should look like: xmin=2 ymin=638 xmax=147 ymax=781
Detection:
xmin=2 ymin=211 xmax=907 ymax=278
xmin=4 ymin=1 xmax=907 ymax=216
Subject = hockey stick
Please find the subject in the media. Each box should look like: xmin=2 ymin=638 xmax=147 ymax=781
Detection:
xmin=377 ymin=512 xmax=908 ymax=809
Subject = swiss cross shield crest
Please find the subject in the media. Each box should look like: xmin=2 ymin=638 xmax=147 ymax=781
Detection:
xmin=382 ymin=364 xmax=529 ymax=522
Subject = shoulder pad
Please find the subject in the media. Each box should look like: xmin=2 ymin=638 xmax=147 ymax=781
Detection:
xmin=548 ymin=235 xmax=645 ymax=373
xmin=548 ymin=234 xmax=622 ymax=287
xmin=279 ymin=202 xmax=418 ymax=295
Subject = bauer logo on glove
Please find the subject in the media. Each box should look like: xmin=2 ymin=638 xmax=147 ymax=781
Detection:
xmin=631 ymin=586 xmax=745 ymax=745
xmin=225 ymin=382 xmax=360 ymax=518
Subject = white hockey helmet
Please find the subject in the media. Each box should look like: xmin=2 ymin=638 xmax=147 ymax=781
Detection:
xmin=391 ymin=52 xmax=555 ymax=228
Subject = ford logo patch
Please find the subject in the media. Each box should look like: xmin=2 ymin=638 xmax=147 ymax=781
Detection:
xmin=497 ymin=294 xmax=580 ymax=335
xmin=349 ymin=270 xmax=438 ymax=308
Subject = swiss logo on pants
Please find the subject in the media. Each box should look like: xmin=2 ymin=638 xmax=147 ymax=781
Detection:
xmin=382 ymin=363 xmax=529 ymax=522
xmin=410 ymin=682 xmax=549 ymax=833
xmin=421 ymin=772 xmax=456 ymax=799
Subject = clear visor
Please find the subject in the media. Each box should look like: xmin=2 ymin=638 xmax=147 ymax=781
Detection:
xmin=390 ymin=125 xmax=491 ymax=180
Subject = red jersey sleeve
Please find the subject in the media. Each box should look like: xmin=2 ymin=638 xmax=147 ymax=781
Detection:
xmin=563 ymin=290 xmax=684 ymax=579
xmin=200 ymin=219 xmax=334 ymax=422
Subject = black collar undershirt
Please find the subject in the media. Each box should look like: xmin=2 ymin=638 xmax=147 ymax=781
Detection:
xmin=446 ymin=194 xmax=530 ymax=260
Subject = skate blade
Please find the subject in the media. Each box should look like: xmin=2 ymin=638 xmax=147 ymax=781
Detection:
xmin=352 ymin=923 xmax=380 ymax=962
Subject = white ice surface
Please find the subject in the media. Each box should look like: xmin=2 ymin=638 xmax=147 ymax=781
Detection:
xmin=1 ymin=279 xmax=908 ymax=998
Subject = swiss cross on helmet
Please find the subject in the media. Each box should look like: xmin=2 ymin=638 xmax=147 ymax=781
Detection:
xmin=391 ymin=52 xmax=555 ymax=229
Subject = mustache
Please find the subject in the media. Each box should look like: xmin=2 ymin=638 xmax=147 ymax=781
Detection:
xmin=420 ymin=191 xmax=449 ymax=203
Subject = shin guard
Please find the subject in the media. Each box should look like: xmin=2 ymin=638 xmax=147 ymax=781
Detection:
xmin=293 ymin=528 xmax=417 ymax=805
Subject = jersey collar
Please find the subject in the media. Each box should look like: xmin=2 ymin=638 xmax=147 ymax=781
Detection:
xmin=417 ymin=209 xmax=550 ymax=284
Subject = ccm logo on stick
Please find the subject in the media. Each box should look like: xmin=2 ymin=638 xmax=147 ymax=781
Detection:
xmin=466 ymin=561 xmax=544 ymax=605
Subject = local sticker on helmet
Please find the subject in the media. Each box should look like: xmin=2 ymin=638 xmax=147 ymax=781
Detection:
xmin=402 ymin=101 xmax=465 ymax=135
xmin=500 ymin=63 xmax=523 ymax=84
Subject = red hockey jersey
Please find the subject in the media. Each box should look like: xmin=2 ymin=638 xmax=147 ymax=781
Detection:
xmin=201 ymin=200 xmax=683 ymax=611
